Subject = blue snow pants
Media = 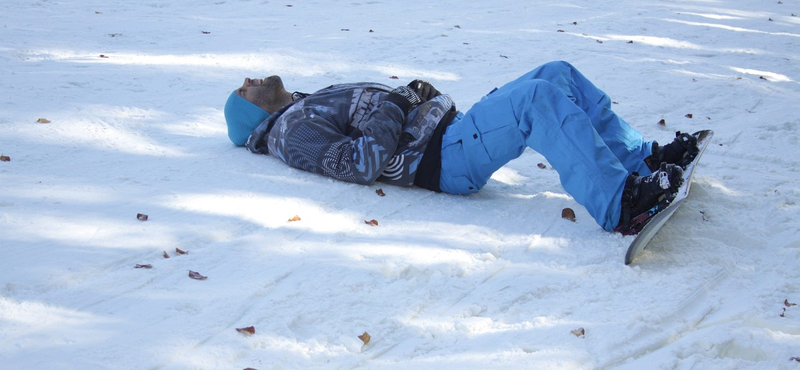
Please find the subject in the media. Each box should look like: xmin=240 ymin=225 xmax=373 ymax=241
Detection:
xmin=439 ymin=61 xmax=654 ymax=231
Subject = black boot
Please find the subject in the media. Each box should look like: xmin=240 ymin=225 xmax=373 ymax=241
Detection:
xmin=616 ymin=163 xmax=684 ymax=234
xmin=644 ymin=131 xmax=699 ymax=172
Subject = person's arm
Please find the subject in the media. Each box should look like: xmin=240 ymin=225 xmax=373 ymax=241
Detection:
xmin=265 ymin=86 xmax=420 ymax=185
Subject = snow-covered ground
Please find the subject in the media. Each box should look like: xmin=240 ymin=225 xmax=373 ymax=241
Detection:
xmin=2 ymin=0 xmax=799 ymax=369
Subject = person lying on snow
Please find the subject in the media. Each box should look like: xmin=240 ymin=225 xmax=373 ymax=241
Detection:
xmin=223 ymin=61 xmax=699 ymax=234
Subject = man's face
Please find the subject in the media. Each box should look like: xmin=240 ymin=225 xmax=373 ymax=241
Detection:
xmin=236 ymin=75 xmax=290 ymax=113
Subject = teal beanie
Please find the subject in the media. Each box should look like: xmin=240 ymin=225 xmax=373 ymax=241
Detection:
xmin=224 ymin=91 xmax=271 ymax=146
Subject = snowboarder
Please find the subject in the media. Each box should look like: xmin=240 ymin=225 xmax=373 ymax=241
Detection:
xmin=223 ymin=61 xmax=698 ymax=233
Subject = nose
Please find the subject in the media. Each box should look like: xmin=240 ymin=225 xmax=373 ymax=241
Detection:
xmin=243 ymin=77 xmax=262 ymax=87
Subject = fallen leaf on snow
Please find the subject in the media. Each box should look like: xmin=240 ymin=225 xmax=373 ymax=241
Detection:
xmin=288 ymin=215 xmax=301 ymax=222
xmin=134 ymin=264 xmax=152 ymax=269
xmin=562 ymin=208 xmax=576 ymax=222
xmin=658 ymin=119 xmax=666 ymax=126
xmin=390 ymin=76 xmax=399 ymax=79
xmin=358 ymin=331 xmax=371 ymax=345
xmin=201 ymin=31 xmax=211 ymax=34
xmin=99 ymin=54 xmax=109 ymax=58
xmin=188 ymin=270 xmax=207 ymax=280
xmin=236 ymin=326 xmax=255 ymax=336
xmin=364 ymin=219 xmax=379 ymax=226
xmin=571 ymin=327 xmax=585 ymax=337
xmin=790 ymin=357 xmax=800 ymax=362
xmin=175 ymin=248 xmax=188 ymax=255
xmin=376 ymin=189 xmax=386 ymax=197
xmin=786 ymin=299 xmax=797 ymax=307
xmin=685 ymin=113 xmax=693 ymax=118
xmin=537 ymin=163 xmax=547 ymax=169
xmin=0 ymin=155 xmax=9 ymax=162
xmin=162 ymin=251 xmax=169 ymax=259
xmin=37 ymin=118 xmax=51 ymax=123
xmin=137 ymin=213 xmax=148 ymax=221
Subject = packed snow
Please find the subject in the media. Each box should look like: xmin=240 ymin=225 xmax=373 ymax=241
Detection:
xmin=2 ymin=0 xmax=800 ymax=369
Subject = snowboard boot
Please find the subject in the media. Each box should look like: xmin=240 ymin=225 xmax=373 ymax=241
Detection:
xmin=644 ymin=131 xmax=699 ymax=172
xmin=616 ymin=163 xmax=684 ymax=235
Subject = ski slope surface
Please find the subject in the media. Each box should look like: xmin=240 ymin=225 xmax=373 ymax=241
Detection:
xmin=1 ymin=0 xmax=799 ymax=369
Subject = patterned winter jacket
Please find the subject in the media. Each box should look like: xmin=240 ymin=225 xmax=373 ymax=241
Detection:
xmin=245 ymin=82 xmax=457 ymax=191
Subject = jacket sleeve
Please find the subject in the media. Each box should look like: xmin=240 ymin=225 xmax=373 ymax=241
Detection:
xmin=266 ymin=95 xmax=408 ymax=185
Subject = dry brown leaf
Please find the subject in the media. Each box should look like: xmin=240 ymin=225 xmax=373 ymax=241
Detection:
xmin=288 ymin=215 xmax=301 ymax=222
xmin=390 ymin=76 xmax=399 ymax=79
xmin=358 ymin=331 xmax=371 ymax=345
xmin=537 ymin=163 xmax=547 ymax=169
xmin=557 ymin=29 xmax=565 ymax=33
xmin=364 ymin=219 xmax=379 ymax=226
xmin=137 ymin=213 xmax=148 ymax=221
xmin=244 ymin=368 xmax=259 ymax=370
xmin=236 ymin=326 xmax=255 ymax=336
xmin=790 ymin=357 xmax=800 ymax=362
xmin=562 ymin=208 xmax=576 ymax=222
xmin=570 ymin=327 xmax=585 ymax=337
xmin=37 ymin=118 xmax=51 ymax=123
xmin=99 ymin=54 xmax=109 ymax=58
xmin=134 ymin=264 xmax=152 ymax=269
xmin=376 ymin=189 xmax=386 ymax=197
xmin=162 ymin=251 xmax=169 ymax=259
xmin=685 ymin=113 xmax=693 ymax=119
xmin=201 ymin=31 xmax=211 ymax=34
xmin=175 ymin=248 xmax=188 ymax=255
xmin=786 ymin=299 xmax=797 ymax=307
xmin=658 ymin=119 xmax=666 ymax=126
xmin=0 ymin=155 xmax=9 ymax=162
xmin=188 ymin=270 xmax=207 ymax=280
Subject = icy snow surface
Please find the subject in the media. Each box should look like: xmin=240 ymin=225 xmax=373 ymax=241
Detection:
xmin=2 ymin=0 xmax=800 ymax=369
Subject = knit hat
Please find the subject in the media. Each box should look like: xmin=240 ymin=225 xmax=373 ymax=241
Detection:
xmin=224 ymin=91 xmax=271 ymax=146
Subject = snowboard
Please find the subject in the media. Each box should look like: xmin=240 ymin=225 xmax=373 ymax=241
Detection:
xmin=624 ymin=130 xmax=714 ymax=265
